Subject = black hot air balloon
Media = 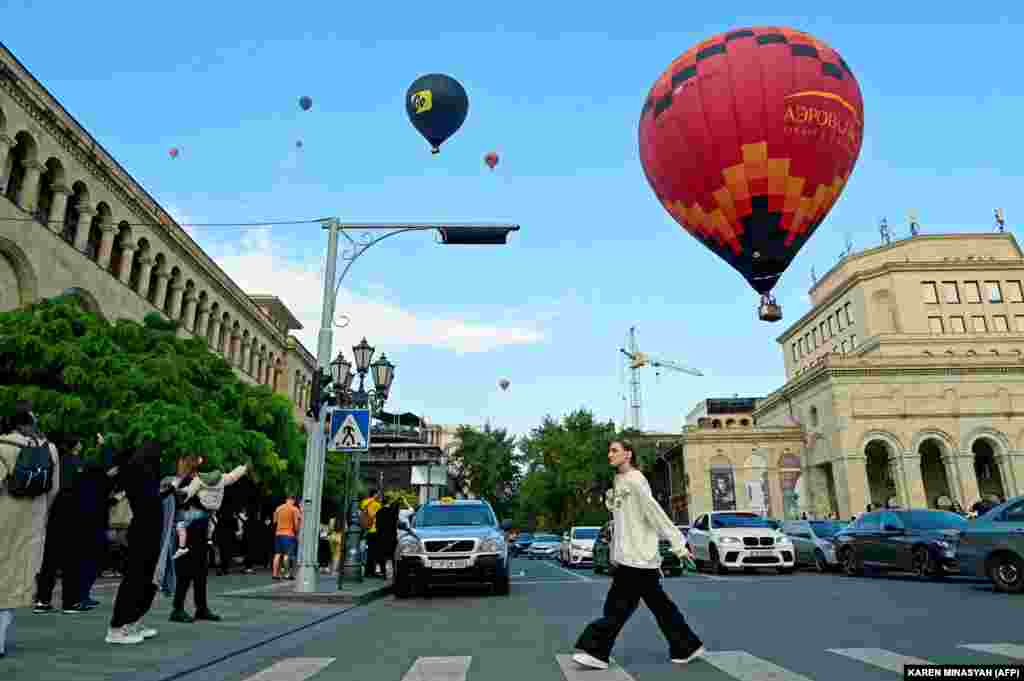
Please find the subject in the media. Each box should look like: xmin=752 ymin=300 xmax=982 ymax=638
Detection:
xmin=299 ymin=96 xmax=312 ymax=111
xmin=405 ymin=74 xmax=468 ymax=154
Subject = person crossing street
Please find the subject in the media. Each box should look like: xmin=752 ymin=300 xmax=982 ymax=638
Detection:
xmin=572 ymin=439 xmax=705 ymax=670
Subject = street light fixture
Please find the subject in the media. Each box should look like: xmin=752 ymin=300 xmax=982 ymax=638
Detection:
xmin=296 ymin=219 xmax=519 ymax=594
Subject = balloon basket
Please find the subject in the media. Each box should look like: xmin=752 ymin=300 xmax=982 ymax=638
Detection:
xmin=431 ymin=147 xmax=440 ymax=155
xmin=758 ymin=302 xmax=783 ymax=323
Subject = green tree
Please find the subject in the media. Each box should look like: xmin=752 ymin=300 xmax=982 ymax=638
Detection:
xmin=0 ymin=296 xmax=305 ymax=498
xmin=447 ymin=423 xmax=522 ymax=518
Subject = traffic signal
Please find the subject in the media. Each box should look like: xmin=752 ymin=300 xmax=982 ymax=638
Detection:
xmin=309 ymin=368 xmax=332 ymax=418
xmin=438 ymin=225 xmax=519 ymax=245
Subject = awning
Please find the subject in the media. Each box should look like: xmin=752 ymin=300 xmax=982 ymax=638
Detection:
xmin=374 ymin=411 xmax=422 ymax=427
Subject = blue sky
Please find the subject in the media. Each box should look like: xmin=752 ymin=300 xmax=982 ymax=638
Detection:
xmin=4 ymin=3 xmax=1021 ymax=437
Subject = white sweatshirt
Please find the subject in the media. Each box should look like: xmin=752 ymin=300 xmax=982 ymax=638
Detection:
xmin=605 ymin=468 xmax=687 ymax=570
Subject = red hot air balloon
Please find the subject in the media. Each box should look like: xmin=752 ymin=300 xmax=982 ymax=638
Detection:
xmin=638 ymin=27 xmax=864 ymax=322
xmin=485 ymin=151 xmax=499 ymax=170
xmin=169 ymin=147 xmax=179 ymax=159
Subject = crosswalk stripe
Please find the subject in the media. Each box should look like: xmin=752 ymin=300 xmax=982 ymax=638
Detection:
xmin=703 ymin=651 xmax=815 ymax=681
xmin=959 ymin=644 xmax=1024 ymax=660
xmin=556 ymin=654 xmax=633 ymax=680
xmin=241 ymin=658 xmax=335 ymax=681
xmin=400 ymin=656 xmax=472 ymax=681
xmin=827 ymin=648 xmax=933 ymax=673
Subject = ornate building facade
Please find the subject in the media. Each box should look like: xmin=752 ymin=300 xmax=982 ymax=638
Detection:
xmin=0 ymin=43 xmax=315 ymax=422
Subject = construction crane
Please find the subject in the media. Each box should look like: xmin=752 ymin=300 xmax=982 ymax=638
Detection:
xmin=619 ymin=326 xmax=703 ymax=432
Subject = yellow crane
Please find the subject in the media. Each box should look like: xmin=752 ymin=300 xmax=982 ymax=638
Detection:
xmin=619 ymin=326 xmax=703 ymax=431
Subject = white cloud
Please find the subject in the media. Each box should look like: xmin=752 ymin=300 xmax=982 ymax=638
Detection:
xmin=206 ymin=227 xmax=545 ymax=356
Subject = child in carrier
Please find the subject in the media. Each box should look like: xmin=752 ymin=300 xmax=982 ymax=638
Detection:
xmin=174 ymin=461 xmax=251 ymax=560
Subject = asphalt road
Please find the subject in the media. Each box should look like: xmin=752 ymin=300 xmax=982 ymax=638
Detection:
xmin=178 ymin=558 xmax=1023 ymax=681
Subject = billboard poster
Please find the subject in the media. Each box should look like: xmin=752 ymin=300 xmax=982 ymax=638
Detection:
xmin=710 ymin=468 xmax=737 ymax=511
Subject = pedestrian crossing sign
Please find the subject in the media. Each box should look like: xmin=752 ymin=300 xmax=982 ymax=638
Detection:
xmin=328 ymin=408 xmax=371 ymax=452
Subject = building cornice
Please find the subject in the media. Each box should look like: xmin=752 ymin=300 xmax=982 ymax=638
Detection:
xmin=287 ymin=335 xmax=316 ymax=367
xmin=0 ymin=46 xmax=286 ymax=347
xmin=755 ymin=356 xmax=1024 ymax=418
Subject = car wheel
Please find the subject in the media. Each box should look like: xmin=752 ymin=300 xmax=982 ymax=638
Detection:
xmin=841 ymin=547 xmax=863 ymax=576
xmin=814 ymin=549 xmax=828 ymax=573
xmin=393 ymin=574 xmax=412 ymax=599
xmin=988 ymin=553 xmax=1024 ymax=594
xmin=709 ymin=545 xmax=727 ymax=575
xmin=912 ymin=546 xmax=935 ymax=580
xmin=493 ymin=572 xmax=511 ymax=596
xmin=777 ymin=566 xmax=795 ymax=575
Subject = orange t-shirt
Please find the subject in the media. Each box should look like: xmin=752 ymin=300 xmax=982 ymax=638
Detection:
xmin=274 ymin=503 xmax=301 ymax=537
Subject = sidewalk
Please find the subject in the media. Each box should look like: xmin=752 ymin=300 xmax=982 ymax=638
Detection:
xmin=3 ymin=569 xmax=389 ymax=681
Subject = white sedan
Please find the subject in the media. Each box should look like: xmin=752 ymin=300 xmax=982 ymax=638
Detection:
xmin=688 ymin=511 xmax=796 ymax=574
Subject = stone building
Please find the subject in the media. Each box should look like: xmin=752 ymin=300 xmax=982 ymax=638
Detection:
xmin=0 ymin=44 xmax=315 ymax=422
xmin=646 ymin=232 xmax=1024 ymax=523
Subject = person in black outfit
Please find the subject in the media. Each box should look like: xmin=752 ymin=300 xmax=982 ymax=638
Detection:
xmin=373 ymin=498 xmax=399 ymax=579
xmin=170 ymin=455 xmax=221 ymax=623
xmin=33 ymin=435 xmax=90 ymax=614
xmin=106 ymin=440 xmax=166 ymax=645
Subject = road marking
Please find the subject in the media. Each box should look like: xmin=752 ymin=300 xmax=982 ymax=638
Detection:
xmin=549 ymin=562 xmax=593 ymax=582
xmin=401 ymin=656 xmax=472 ymax=681
xmin=241 ymin=658 xmax=335 ymax=681
xmin=959 ymin=644 xmax=1024 ymax=660
xmin=827 ymin=648 xmax=934 ymax=673
xmin=703 ymin=651 xmax=814 ymax=681
xmin=556 ymin=654 xmax=633 ymax=680
xmin=511 ymin=578 xmax=595 ymax=584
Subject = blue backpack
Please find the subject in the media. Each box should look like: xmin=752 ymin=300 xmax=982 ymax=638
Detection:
xmin=1 ymin=436 xmax=54 ymax=498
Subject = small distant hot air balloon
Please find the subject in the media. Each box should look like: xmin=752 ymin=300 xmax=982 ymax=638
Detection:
xmin=168 ymin=147 xmax=179 ymax=159
xmin=499 ymin=379 xmax=510 ymax=391
xmin=405 ymin=74 xmax=469 ymax=154
xmin=299 ymin=96 xmax=312 ymax=111
xmin=484 ymin=151 xmax=499 ymax=170
xmin=638 ymin=27 xmax=864 ymax=323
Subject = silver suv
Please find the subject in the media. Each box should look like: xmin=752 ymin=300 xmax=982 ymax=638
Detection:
xmin=395 ymin=499 xmax=512 ymax=598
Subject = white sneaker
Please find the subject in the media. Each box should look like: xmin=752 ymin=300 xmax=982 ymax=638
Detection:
xmin=671 ymin=645 xmax=706 ymax=664
xmin=131 ymin=622 xmax=158 ymax=639
xmin=106 ymin=625 xmax=144 ymax=644
xmin=173 ymin=547 xmax=189 ymax=560
xmin=572 ymin=652 xmax=609 ymax=670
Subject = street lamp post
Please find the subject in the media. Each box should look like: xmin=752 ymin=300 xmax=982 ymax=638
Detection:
xmin=296 ymin=219 xmax=519 ymax=593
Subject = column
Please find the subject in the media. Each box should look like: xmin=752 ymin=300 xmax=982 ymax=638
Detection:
xmin=999 ymin=452 xmax=1023 ymax=496
xmin=947 ymin=453 xmax=979 ymax=509
xmin=73 ymin=206 xmax=96 ymax=254
xmin=841 ymin=455 xmax=870 ymax=519
xmin=97 ymin=218 xmax=118 ymax=270
xmin=207 ymin=316 xmax=221 ymax=350
xmin=229 ymin=331 xmax=240 ymax=363
xmin=239 ymin=339 xmax=252 ymax=371
xmin=897 ymin=453 xmax=928 ymax=508
xmin=46 ymin=184 xmax=71 ymax=234
xmin=152 ymin=269 xmax=170 ymax=310
xmin=117 ymin=241 xmax=136 ymax=284
xmin=165 ymin=282 xmax=184 ymax=320
xmin=16 ymin=159 xmax=44 ymax=213
xmin=134 ymin=256 xmax=154 ymax=297
xmin=0 ymin=134 xmax=13 ymax=189
xmin=181 ymin=292 xmax=198 ymax=333
xmin=195 ymin=303 xmax=211 ymax=339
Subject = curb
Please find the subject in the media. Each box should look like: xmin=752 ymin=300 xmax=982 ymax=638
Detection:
xmin=220 ymin=581 xmax=393 ymax=606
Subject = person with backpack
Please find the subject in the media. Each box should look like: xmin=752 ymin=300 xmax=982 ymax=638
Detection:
xmin=0 ymin=401 xmax=60 ymax=658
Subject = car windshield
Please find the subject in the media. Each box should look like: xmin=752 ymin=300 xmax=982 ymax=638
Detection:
xmin=712 ymin=513 xmax=773 ymax=529
xmin=415 ymin=504 xmax=495 ymax=527
xmin=899 ymin=510 xmax=969 ymax=531
xmin=573 ymin=528 xmax=599 ymax=539
xmin=516 ymin=534 xmax=533 ymax=541
xmin=809 ymin=521 xmax=846 ymax=537
xmin=533 ymin=534 xmax=559 ymax=543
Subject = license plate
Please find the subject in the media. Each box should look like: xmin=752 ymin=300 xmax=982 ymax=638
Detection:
xmin=750 ymin=550 xmax=775 ymax=557
xmin=430 ymin=559 xmax=467 ymax=569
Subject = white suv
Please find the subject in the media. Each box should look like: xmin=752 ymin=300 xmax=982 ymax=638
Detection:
xmin=560 ymin=526 xmax=600 ymax=567
xmin=688 ymin=511 xmax=795 ymax=574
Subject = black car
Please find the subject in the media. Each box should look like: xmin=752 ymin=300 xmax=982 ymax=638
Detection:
xmin=511 ymin=533 xmax=534 ymax=557
xmin=834 ymin=509 xmax=967 ymax=579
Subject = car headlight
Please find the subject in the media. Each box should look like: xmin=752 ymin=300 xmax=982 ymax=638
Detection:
xmin=480 ymin=536 xmax=504 ymax=552
xmin=397 ymin=536 xmax=423 ymax=556
xmin=720 ymin=536 xmax=741 ymax=545
xmin=573 ymin=542 xmax=588 ymax=551
xmin=933 ymin=540 xmax=951 ymax=551
xmin=776 ymin=535 xmax=792 ymax=546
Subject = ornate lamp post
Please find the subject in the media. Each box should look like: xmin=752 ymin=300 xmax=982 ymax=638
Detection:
xmin=335 ymin=338 xmax=395 ymax=586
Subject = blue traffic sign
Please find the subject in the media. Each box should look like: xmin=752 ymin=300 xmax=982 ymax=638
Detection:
xmin=328 ymin=408 xmax=371 ymax=452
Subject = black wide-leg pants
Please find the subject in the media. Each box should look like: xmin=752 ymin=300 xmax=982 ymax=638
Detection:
xmin=575 ymin=564 xmax=703 ymax=662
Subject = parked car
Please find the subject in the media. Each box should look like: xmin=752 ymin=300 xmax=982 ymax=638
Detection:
xmin=393 ymin=498 xmax=512 ymax=598
xmin=834 ymin=509 xmax=966 ymax=579
xmin=560 ymin=526 xmax=600 ymax=567
xmin=956 ymin=495 xmax=1024 ymax=593
xmin=526 ymin=533 xmax=561 ymax=560
xmin=511 ymin=533 xmax=534 ymax=557
xmin=592 ymin=521 xmax=687 ymax=577
xmin=688 ymin=511 xmax=796 ymax=574
xmin=782 ymin=519 xmax=848 ymax=571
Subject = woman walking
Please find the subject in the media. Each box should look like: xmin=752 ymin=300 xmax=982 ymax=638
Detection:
xmin=572 ymin=439 xmax=704 ymax=670
xmin=106 ymin=440 xmax=165 ymax=645
xmin=0 ymin=402 xmax=61 ymax=658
